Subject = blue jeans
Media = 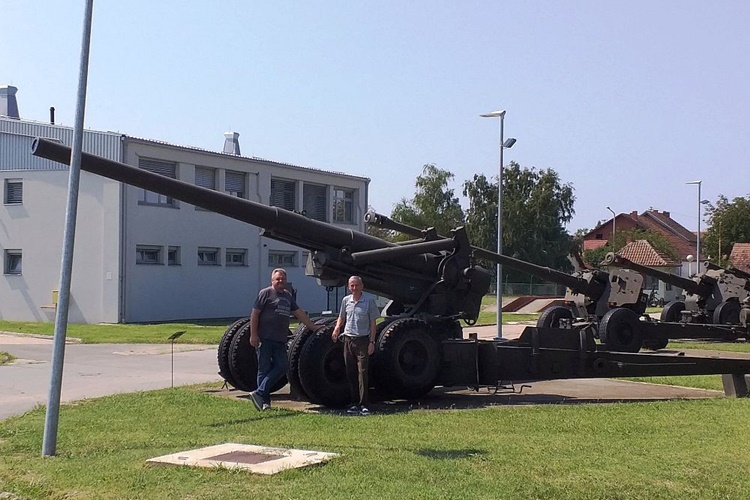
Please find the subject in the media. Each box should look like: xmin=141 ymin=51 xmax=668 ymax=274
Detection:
xmin=255 ymin=339 xmax=288 ymax=404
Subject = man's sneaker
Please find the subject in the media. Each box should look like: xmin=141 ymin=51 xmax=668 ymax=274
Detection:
xmin=262 ymin=403 xmax=271 ymax=411
xmin=359 ymin=406 xmax=371 ymax=416
xmin=346 ymin=405 xmax=359 ymax=415
xmin=249 ymin=391 xmax=263 ymax=411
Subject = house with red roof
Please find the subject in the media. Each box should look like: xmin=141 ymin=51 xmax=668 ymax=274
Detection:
xmin=729 ymin=243 xmax=750 ymax=274
xmin=586 ymin=210 xmax=701 ymax=302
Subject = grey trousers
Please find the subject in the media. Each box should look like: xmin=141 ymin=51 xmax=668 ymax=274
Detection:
xmin=343 ymin=335 xmax=370 ymax=406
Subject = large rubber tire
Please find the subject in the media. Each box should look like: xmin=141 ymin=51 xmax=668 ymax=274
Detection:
xmin=599 ymin=308 xmax=643 ymax=353
xmin=228 ymin=323 xmax=288 ymax=393
xmin=288 ymin=317 xmax=338 ymax=400
xmin=372 ymin=318 xmax=440 ymax=400
xmin=642 ymin=338 xmax=669 ymax=350
xmin=298 ymin=324 xmax=350 ymax=407
xmin=536 ymin=306 xmax=575 ymax=328
xmin=713 ymin=300 xmax=741 ymax=325
xmin=660 ymin=301 xmax=686 ymax=323
xmin=217 ymin=317 xmax=251 ymax=388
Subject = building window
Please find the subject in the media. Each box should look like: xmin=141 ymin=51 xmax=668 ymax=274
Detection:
xmin=136 ymin=245 xmax=163 ymax=264
xmin=303 ymin=183 xmax=328 ymax=222
xmin=198 ymin=247 xmax=220 ymax=266
xmin=270 ymin=178 xmax=296 ymax=211
xmin=226 ymin=248 xmax=247 ymax=266
xmin=195 ymin=166 xmax=216 ymax=190
xmin=333 ymin=188 xmax=354 ymax=223
xmin=595 ymin=234 xmax=603 ymax=240
xmin=4 ymin=250 xmax=22 ymax=275
xmin=4 ymin=179 xmax=22 ymax=205
xmin=138 ymin=158 xmax=177 ymax=206
xmin=225 ymin=170 xmax=246 ymax=199
xmin=168 ymin=246 xmax=181 ymax=266
xmin=268 ymin=251 xmax=296 ymax=267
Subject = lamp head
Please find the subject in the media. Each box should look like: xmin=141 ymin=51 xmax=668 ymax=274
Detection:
xmin=480 ymin=110 xmax=506 ymax=118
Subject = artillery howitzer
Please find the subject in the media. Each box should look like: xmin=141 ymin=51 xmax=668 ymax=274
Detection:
xmin=602 ymin=252 xmax=750 ymax=343
xmin=32 ymin=137 xmax=750 ymax=405
xmin=366 ymin=211 xmax=651 ymax=352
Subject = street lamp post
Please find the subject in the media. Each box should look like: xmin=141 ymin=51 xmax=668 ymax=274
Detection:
xmin=481 ymin=110 xmax=516 ymax=341
xmin=606 ymin=206 xmax=616 ymax=247
xmin=686 ymin=180 xmax=702 ymax=271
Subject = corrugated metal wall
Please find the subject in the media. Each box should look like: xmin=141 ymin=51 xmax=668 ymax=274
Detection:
xmin=0 ymin=118 xmax=123 ymax=170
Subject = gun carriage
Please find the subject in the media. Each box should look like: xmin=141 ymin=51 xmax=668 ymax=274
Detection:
xmin=366 ymin=211 xmax=652 ymax=352
xmin=602 ymin=252 xmax=750 ymax=344
xmin=32 ymin=138 xmax=750 ymax=407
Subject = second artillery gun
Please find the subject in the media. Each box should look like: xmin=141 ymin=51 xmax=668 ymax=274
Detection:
xmin=31 ymin=138 xmax=750 ymax=407
xmin=365 ymin=211 xmax=651 ymax=352
xmin=602 ymin=252 xmax=750 ymax=343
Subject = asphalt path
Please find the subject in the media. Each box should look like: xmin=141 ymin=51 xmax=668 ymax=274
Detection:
xmin=0 ymin=333 xmax=220 ymax=421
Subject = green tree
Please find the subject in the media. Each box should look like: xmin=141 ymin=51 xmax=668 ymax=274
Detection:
xmin=463 ymin=162 xmax=576 ymax=282
xmin=390 ymin=164 xmax=464 ymax=239
xmin=703 ymin=194 xmax=750 ymax=266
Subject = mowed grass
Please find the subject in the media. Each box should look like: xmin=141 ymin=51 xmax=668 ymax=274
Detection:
xmin=2 ymin=386 xmax=750 ymax=499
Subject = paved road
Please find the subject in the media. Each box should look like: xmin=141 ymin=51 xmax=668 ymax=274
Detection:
xmin=0 ymin=333 xmax=220 ymax=421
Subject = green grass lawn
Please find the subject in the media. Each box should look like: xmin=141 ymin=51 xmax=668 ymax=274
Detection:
xmin=3 ymin=310 xmax=750 ymax=497
xmin=2 ymin=386 xmax=750 ymax=499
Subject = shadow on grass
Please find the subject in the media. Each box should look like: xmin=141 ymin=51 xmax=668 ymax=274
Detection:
xmin=202 ymin=381 xmax=721 ymax=417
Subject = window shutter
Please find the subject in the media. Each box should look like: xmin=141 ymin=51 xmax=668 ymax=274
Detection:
xmin=303 ymin=184 xmax=327 ymax=221
xmin=195 ymin=167 xmax=216 ymax=189
xmin=225 ymin=171 xmax=246 ymax=197
xmin=271 ymin=179 xmax=296 ymax=210
xmin=139 ymin=158 xmax=176 ymax=178
xmin=6 ymin=182 xmax=22 ymax=204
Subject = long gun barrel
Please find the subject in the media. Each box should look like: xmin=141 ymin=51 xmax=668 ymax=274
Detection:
xmin=601 ymin=252 xmax=712 ymax=296
xmin=31 ymin=138 xmax=490 ymax=321
xmin=365 ymin=210 xmax=608 ymax=297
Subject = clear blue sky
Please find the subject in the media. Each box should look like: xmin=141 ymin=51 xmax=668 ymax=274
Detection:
xmin=3 ymin=1 xmax=749 ymax=236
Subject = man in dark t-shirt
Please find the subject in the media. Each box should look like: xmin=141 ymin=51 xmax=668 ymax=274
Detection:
xmin=249 ymin=268 xmax=320 ymax=410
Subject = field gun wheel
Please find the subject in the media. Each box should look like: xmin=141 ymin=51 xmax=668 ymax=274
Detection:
xmin=228 ymin=323 xmax=287 ymax=393
xmin=537 ymin=306 xmax=574 ymax=329
xmin=599 ymin=308 xmax=643 ymax=353
xmin=372 ymin=318 xmax=440 ymax=400
xmin=660 ymin=301 xmax=686 ymax=322
xmin=713 ymin=300 xmax=742 ymax=340
xmin=642 ymin=338 xmax=669 ymax=350
xmin=713 ymin=300 xmax=741 ymax=325
xmin=298 ymin=324 xmax=350 ymax=407
xmin=288 ymin=317 xmax=338 ymax=401
xmin=217 ymin=317 xmax=251 ymax=389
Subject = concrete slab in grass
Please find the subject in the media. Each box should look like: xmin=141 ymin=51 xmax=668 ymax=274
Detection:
xmin=147 ymin=443 xmax=339 ymax=475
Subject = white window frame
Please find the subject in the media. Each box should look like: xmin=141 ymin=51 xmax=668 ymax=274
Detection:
xmin=4 ymin=179 xmax=22 ymax=205
xmin=168 ymin=246 xmax=181 ymax=266
xmin=333 ymin=187 xmax=355 ymax=223
xmin=198 ymin=247 xmax=220 ymax=266
xmin=226 ymin=248 xmax=247 ymax=267
xmin=138 ymin=158 xmax=177 ymax=207
xmin=4 ymin=249 xmax=22 ymax=275
xmin=136 ymin=245 xmax=163 ymax=265
xmin=268 ymin=250 xmax=297 ymax=267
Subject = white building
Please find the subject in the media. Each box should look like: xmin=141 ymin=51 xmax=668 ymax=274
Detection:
xmin=0 ymin=86 xmax=369 ymax=323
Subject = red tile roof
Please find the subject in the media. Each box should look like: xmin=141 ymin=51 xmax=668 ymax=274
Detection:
xmin=584 ymin=209 xmax=697 ymax=260
xmin=730 ymin=243 xmax=750 ymax=273
xmin=617 ymin=239 xmax=680 ymax=266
